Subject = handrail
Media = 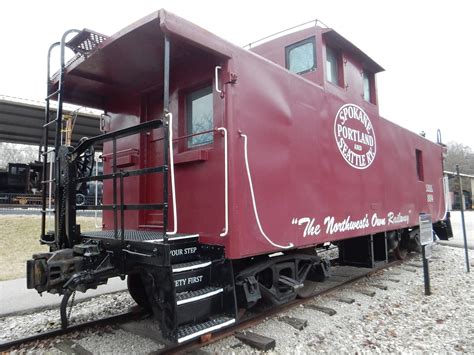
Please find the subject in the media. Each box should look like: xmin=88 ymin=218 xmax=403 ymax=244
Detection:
xmin=71 ymin=119 xmax=163 ymax=158
xmin=77 ymin=166 xmax=165 ymax=183
xmin=239 ymin=132 xmax=294 ymax=249
xmin=166 ymin=112 xmax=178 ymax=236
xmin=217 ymin=127 xmax=228 ymax=237
xmin=215 ymin=66 xmax=222 ymax=94
xmin=243 ymin=19 xmax=328 ymax=49
xmin=40 ymin=41 xmax=60 ymax=241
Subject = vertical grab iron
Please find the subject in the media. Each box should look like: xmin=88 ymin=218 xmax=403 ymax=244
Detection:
xmin=162 ymin=35 xmax=171 ymax=242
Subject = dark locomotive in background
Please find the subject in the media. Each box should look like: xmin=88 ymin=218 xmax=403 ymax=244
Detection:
xmin=26 ymin=10 xmax=452 ymax=344
xmin=0 ymin=161 xmax=102 ymax=207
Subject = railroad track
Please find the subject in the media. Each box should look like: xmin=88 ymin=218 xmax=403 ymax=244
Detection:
xmin=0 ymin=257 xmax=410 ymax=353
xmin=0 ymin=307 xmax=146 ymax=352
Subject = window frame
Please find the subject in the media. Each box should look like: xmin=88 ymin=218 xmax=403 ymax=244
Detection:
xmin=285 ymin=36 xmax=316 ymax=75
xmin=416 ymin=149 xmax=424 ymax=181
xmin=363 ymin=70 xmax=376 ymax=104
xmin=325 ymin=45 xmax=344 ymax=87
xmin=185 ymin=85 xmax=214 ymax=149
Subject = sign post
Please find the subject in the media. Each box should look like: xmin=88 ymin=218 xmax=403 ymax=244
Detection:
xmin=456 ymin=165 xmax=470 ymax=273
xmin=419 ymin=214 xmax=433 ymax=296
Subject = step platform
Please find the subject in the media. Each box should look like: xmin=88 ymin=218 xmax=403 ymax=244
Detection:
xmin=81 ymin=229 xmax=198 ymax=243
xmin=177 ymin=316 xmax=236 ymax=343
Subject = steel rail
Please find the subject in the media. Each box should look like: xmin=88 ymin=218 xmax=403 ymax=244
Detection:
xmin=0 ymin=307 xmax=146 ymax=352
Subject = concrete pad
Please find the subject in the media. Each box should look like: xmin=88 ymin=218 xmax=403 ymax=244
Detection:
xmin=0 ymin=276 xmax=127 ymax=317
xmin=441 ymin=211 xmax=473 ymax=250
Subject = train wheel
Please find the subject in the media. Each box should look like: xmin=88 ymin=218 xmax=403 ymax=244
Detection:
xmin=393 ymin=245 xmax=408 ymax=260
xmin=407 ymin=231 xmax=422 ymax=253
xmin=296 ymin=280 xmax=320 ymax=298
xmin=127 ymin=273 xmax=151 ymax=310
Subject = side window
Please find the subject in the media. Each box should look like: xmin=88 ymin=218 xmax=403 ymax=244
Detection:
xmin=285 ymin=37 xmax=316 ymax=74
xmin=363 ymin=71 xmax=375 ymax=104
xmin=186 ymin=86 xmax=213 ymax=148
xmin=325 ymin=46 xmax=342 ymax=86
xmin=416 ymin=149 xmax=424 ymax=181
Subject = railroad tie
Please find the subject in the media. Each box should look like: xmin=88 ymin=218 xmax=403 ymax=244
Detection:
xmin=278 ymin=316 xmax=308 ymax=330
xmin=406 ymin=262 xmax=423 ymax=268
xmin=354 ymin=289 xmax=376 ymax=297
xmin=119 ymin=320 xmax=163 ymax=345
xmin=331 ymin=296 xmax=355 ymax=304
xmin=53 ymin=340 xmax=92 ymax=355
xmin=400 ymin=266 xmax=418 ymax=273
xmin=235 ymin=331 xmax=276 ymax=351
xmin=303 ymin=304 xmax=337 ymax=316
xmin=370 ymin=284 xmax=388 ymax=290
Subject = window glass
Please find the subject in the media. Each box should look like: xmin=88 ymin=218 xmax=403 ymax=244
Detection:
xmin=363 ymin=71 xmax=372 ymax=102
xmin=326 ymin=46 xmax=339 ymax=85
xmin=416 ymin=149 xmax=424 ymax=181
xmin=286 ymin=38 xmax=315 ymax=74
xmin=186 ymin=86 xmax=213 ymax=147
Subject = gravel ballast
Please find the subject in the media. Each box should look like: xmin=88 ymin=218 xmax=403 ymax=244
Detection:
xmin=204 ymin=244 xmax=473 ymax=353
xmin=1 ymin=244 xmax=472 ymax=353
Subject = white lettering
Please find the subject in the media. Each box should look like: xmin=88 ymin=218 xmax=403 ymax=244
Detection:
xmin=387 ymin=211 xmax=410 ymax=225
xmin=371 ymin=213 xmax=386 ymax=227
xmin=170 ymin=249 xmax=183 ymax=256
xmin=324 ymin=214 xmax=369 ymax=235
xmin=187 ymin=275 xmax=203 ymax=284
xmin=334 ymin=104 xmax=377 ymax=169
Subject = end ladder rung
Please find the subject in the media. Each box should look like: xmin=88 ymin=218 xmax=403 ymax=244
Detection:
xmin=41 ymin=149 xmax=55 ymax=156
xmin=41 ymin=179 xmax=55 ymax=184
xmin=41 ymin=209 xmax=55 ymax=213
xmin=45 ymin=89 xmax=60 ymax=100
xmin=43 ymin=119 xmax=57 ymax=128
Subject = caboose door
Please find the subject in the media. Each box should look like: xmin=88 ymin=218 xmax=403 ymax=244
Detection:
xmin=140 ymin=64 xmax=227 ymax=238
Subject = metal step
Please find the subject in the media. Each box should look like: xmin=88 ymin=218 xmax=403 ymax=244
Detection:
xmin=177 ymin=316 xmax=236 ymax=343
xmin=176 ymin=286 xmax=223 ymax=305
xmin=172 ymin=260 xmax=212 ymax=273
xmin=81 ymin=229 xmax=198 ymax=242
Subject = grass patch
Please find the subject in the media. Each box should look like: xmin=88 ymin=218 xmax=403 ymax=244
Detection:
xmin=0 ymin=215 xmax=99 ymax=281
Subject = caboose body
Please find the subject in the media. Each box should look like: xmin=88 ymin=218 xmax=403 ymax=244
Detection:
xmin=27 ymin=10 xmax=451 ymax=343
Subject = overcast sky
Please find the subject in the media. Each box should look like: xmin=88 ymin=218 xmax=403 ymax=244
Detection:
xmin=0 ymin=0 xmax=472 ymax=147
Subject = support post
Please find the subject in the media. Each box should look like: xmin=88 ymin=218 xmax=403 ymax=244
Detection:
xmin=456 ymin=164 xmax=470 ymax=273
xmin=422 ymin=245 xmax=431 ymax=295
xmin=419 ymin=214 xmax=433 ymax=296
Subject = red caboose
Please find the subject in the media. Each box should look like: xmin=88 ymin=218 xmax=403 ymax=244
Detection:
xmin=27 ymin=10 xmax=451 ymax=343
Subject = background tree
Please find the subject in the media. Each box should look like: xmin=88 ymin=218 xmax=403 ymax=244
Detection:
xmin=444 ymin=142 xmax=474 ymax=175
xmin=0 ymin=143 xmax=38 ymax=169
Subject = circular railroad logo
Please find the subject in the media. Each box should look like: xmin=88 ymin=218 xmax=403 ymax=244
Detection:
xmin=334 ymin=103 xmax=376 ymax=169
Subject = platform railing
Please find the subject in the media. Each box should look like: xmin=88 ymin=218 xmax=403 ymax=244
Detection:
xmin=72 ymin=118 xmax=168 ymax=250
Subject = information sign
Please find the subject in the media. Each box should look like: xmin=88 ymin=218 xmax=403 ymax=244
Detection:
xmin=419 ymin=214 xmax=433 ymax=246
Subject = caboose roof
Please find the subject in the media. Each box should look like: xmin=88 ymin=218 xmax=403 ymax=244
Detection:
xmin=322 ymin=28 xmax=384 ymax=73
xmin=51 ymin=9 xmax=232 ymax=108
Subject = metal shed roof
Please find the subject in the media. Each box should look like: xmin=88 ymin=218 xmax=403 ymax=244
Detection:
xmin=0 ymin=96 xmax=102 ymax=147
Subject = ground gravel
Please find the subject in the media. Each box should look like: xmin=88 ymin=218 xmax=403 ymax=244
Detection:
xmin=0 ymin=291 xmax=134 ymax=342
xmin=204 ymin=244 xmax=473 ymax=354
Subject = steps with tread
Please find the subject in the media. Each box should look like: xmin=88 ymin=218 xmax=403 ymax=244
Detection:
xmin=177 ymin=316 xmax=236 ymax=343
xmin=172 ymin=260 xmax=212 ymax=273
xmin=176 ymin=286 xmax=224 ymax=305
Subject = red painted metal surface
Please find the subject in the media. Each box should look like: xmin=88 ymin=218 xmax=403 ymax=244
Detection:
xmin=53 ymin=10 xmax=446 ymax=259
